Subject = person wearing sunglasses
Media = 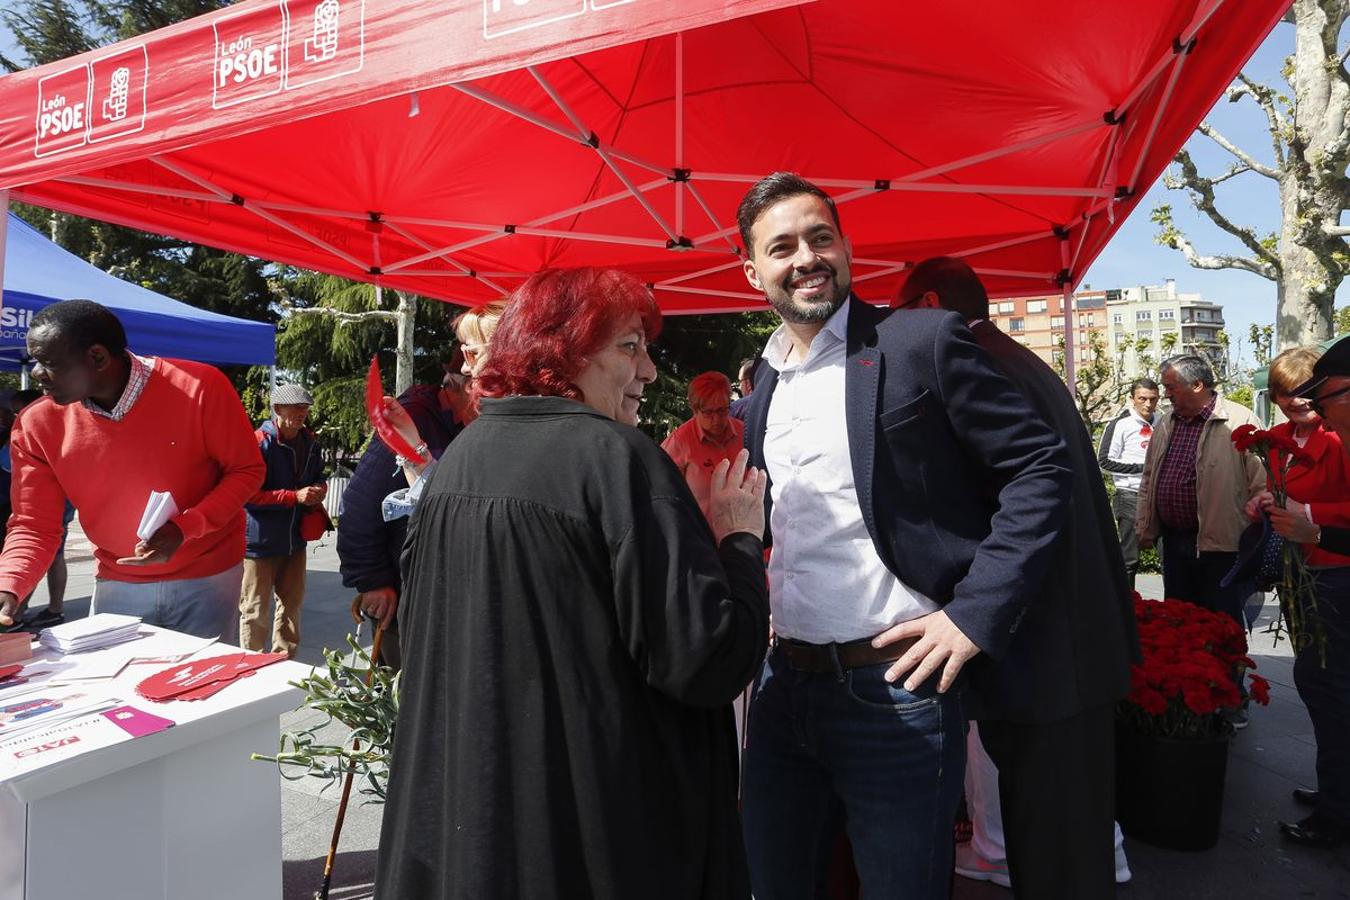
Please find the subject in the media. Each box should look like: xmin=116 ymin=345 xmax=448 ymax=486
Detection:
xmin=1098 ymin=379 xmax=1160 ymax=588
xmin=1260 ymin=339 xmax=1350 ymax=850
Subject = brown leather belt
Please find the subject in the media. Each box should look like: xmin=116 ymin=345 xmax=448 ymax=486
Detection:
xmin=778 ymin=635 xmax=918 ymax=673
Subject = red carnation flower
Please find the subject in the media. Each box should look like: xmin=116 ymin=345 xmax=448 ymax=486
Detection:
xmin=1248 ymin=674 xmax=1272 ymax=706
xmin=1231 ymin=424 xmax=1260 ymax=452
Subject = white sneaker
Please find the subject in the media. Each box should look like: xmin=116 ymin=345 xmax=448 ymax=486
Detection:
xmin=954 ymin=844 xmax=1011 ymax=888
xmin=1115 ymin=845 xmax=1132 ymax=884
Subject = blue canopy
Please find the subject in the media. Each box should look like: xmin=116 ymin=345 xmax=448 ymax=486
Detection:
xmin=0 ymin=213 xmax=275 ymax=368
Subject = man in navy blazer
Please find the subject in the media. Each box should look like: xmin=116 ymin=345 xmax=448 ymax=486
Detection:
xmin=899 ymin=256 xmax=1139 ymax=898
xmin=736 ymin=173 xmax=1073 ymax=900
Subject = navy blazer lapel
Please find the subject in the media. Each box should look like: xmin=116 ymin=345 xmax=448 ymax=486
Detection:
xmin=743 ymin=359 xmax=778 ymax=474
xmin=845 ymin=299 xmax=884 ymax=540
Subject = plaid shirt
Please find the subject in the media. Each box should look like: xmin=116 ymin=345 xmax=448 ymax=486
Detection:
xmin=83 ymin=353 xmax=155 ymax=422
xmin=1154 ymin=394 xmax=1217 ymax=530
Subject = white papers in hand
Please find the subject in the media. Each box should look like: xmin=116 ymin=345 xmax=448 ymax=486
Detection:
xmin=136 ymin=490 xmax=179 ymax=542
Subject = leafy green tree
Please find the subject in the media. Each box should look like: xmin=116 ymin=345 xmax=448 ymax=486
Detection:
xmin=641 ymin=312 xmax=779 ymax=441
xmin=0 ymin=0 xmax=92 ymax=70
xmin=271 ymin=270 xmax=459 ymax=459
xmin=1053 ymin=330 xmax=1128 ymax=431
xmin=2 ymin=1 xmax=273 ymax=345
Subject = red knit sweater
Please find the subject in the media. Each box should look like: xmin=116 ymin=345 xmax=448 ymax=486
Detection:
xmin=0 ymin=358 xmax=265 ymax=598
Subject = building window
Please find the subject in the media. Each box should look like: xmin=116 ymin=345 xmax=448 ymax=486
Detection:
xmin=1113 ymin=313 xmax=1123 ymax=325
xmin=1159 ymin=309 xmax=1175 ymax=320
xmin=1194 ymin=310 xmax=1208 ymax=322
xmin=1026 ymin=300 xmax=1047 ymax=313
xmin=998 ymin=301 xmax=1016 ymax=314
xmin=1085 ymin=314 xmax=1095 ymax=326
xmin=1009 ymin=318 xmax=1025 ymax=332
xmin=1051 ymin=316 xmax=1065 ymax=328
xmin=1136 ymin=329 xmax=1153 ymax=340
xmin=1136 ymin=310 xmax=1151 ymax=321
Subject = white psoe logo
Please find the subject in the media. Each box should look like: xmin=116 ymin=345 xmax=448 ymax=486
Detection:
xmin=305 ymin=0 xmax=341 ymax=63
xmin=103 ymin=66 xmax=130 ymax=122
xmin=218 ymin=35 xmax=281 ymax=87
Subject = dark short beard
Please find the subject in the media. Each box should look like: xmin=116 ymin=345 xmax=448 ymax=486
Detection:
xmin=769 ymin=292 xmax=845 ymax=325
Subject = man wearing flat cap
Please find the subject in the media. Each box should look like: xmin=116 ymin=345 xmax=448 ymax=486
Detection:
xmin=240 ymin=383 xmax=327 ymax=656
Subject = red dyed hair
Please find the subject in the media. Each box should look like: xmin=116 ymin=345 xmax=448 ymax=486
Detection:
xmin=475 ymin=268 xmax=662 ymax=402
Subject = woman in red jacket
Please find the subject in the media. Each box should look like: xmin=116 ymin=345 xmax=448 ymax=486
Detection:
xmin=1247 ymin=346 xmax=1350 ymax=850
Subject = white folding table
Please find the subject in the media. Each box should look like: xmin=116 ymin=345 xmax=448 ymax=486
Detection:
xmin=0 ymin=634 xmax=307 ymax=900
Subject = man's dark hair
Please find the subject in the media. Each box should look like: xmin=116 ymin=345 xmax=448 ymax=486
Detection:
xmin=1129 ymin=377 xmax=1159 ymax=396
xmin=10 ymin=389 xmax=42 ymax=410
xmin=736 ymin=172 xmax=841 ymax=257
xmin=29 ymin=299 xmax=127 ymax=357
xmin=901 ymin=256 xmax=989 ymax=320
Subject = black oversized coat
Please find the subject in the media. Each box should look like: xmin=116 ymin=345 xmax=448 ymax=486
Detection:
xmin=374 ymin=396 xmax=769 ymax=900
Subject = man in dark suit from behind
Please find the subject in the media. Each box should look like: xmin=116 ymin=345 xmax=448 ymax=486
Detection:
xmin=896 ymin=256 xmax=1140 ymax=899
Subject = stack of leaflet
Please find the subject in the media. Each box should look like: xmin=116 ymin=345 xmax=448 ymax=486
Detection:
xmin=39 ymin=614 xmax=142 ymax=654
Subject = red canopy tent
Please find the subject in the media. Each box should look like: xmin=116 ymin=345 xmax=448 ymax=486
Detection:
xmin=0 ymin=0 xmax=1289 ymax=382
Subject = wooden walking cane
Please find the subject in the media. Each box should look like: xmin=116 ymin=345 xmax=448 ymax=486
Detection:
xmin=315 ymin=598 xmax=388 ymax=900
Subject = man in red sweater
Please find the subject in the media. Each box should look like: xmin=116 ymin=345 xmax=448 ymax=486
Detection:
xmin=0 ymin=300 xmax=264 ymax=639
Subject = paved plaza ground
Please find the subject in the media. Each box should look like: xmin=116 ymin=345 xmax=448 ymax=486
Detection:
xmin=32 ymin=522 xmax=1350 ymax=899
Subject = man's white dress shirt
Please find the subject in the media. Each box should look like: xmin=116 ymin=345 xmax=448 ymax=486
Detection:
xmin=762 ymin=300 xmax=938 ymax=644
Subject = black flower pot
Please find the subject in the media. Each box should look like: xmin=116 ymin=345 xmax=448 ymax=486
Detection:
xmin=1115 ymin=724 xmax=1230 ymax=851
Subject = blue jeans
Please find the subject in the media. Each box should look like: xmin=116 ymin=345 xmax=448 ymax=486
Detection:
xmin=741 ymin=645 xmax=965 ymax=900
xmin=92 ymin=563 xmax=243 ymax=640
xmin=1294 ymin=566 xmax=1350 ymax=826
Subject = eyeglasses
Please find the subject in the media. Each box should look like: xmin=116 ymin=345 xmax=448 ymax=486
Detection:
xmin=1312 ymin=384 xmax=1350 ymax=416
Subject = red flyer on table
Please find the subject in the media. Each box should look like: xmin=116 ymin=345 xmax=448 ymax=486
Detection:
xmin=135 ymin=651 xmax=287 ymax=702
xmin=135 ymin=653 xmax=246 ymax=701
xmin=366 ymin=357 xmax=425 ymax=463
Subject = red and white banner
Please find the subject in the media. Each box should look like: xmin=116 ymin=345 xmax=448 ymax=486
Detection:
xmin=0 ymin=0 xmax=804 ymax=188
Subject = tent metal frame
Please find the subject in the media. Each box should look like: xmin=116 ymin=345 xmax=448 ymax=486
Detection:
xmin=6 ymin=0 xmax=1228 ymax=392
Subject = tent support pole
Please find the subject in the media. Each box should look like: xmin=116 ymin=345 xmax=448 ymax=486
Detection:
xmin=0 ymin=191 xmax=9 ymax=325
xmin=675 ymin=31 xmax=685 ymax=238
xmin=1060 ymin=237 xmax=1078 ymax=399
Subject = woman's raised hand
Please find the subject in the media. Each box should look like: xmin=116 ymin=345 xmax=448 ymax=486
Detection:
xmin=706 ymin=449 xmax=768 ymax=543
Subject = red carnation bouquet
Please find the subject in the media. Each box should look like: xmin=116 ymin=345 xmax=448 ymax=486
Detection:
xmin=1230 ymin=424 xmax=1325 ymax=661
xmin=1120 ymin=594 xmax=1271 ymax=740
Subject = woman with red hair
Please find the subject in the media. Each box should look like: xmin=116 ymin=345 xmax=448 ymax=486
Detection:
xmin=375 ymin=267 xmax=771 ymax=900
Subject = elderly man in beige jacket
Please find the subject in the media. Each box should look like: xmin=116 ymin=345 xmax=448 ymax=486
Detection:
xmin=1136 ymin=354 xmax=1264 ymax=628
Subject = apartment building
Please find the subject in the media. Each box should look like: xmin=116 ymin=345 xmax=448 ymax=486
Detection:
xmin=984 ymin=279 xmax=1226 ymax=379
xmin=984 ymin=288 xmax=1110 ymax=368
xmin=1105 ymin=279 xmax=1226 ymax=379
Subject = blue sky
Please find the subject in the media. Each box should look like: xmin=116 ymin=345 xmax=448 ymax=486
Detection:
xmin=1083 ymin=19 xmax=1305 ymax=365
xmin=0 ymin=11 xmax=1315 ymax=365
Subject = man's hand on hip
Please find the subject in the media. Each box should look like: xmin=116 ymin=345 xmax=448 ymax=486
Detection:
xmin=872 ymin=610 xmax=981 ymax=694
xmin=116 ymin=521 xmax=185 ymax=566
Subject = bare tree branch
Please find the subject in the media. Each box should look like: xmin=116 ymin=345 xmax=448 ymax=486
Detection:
xmin=1196 ymin=121 xmax=1280 ymax=178
xmin=1163 ymin=150 xmax=1284 ymax=269
xmin=1321 ymin=222 xmax=1350 ymax=236
xmin=287 ymin=307 xmax=398 ymax=325
xmin=1228 ymin=74 xmax=1288 ymax=169
xmin=1167 ymin=231 xmax=1278 ymax=278
xmin=1210 ymin=163 xmax=1252 ymax=186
